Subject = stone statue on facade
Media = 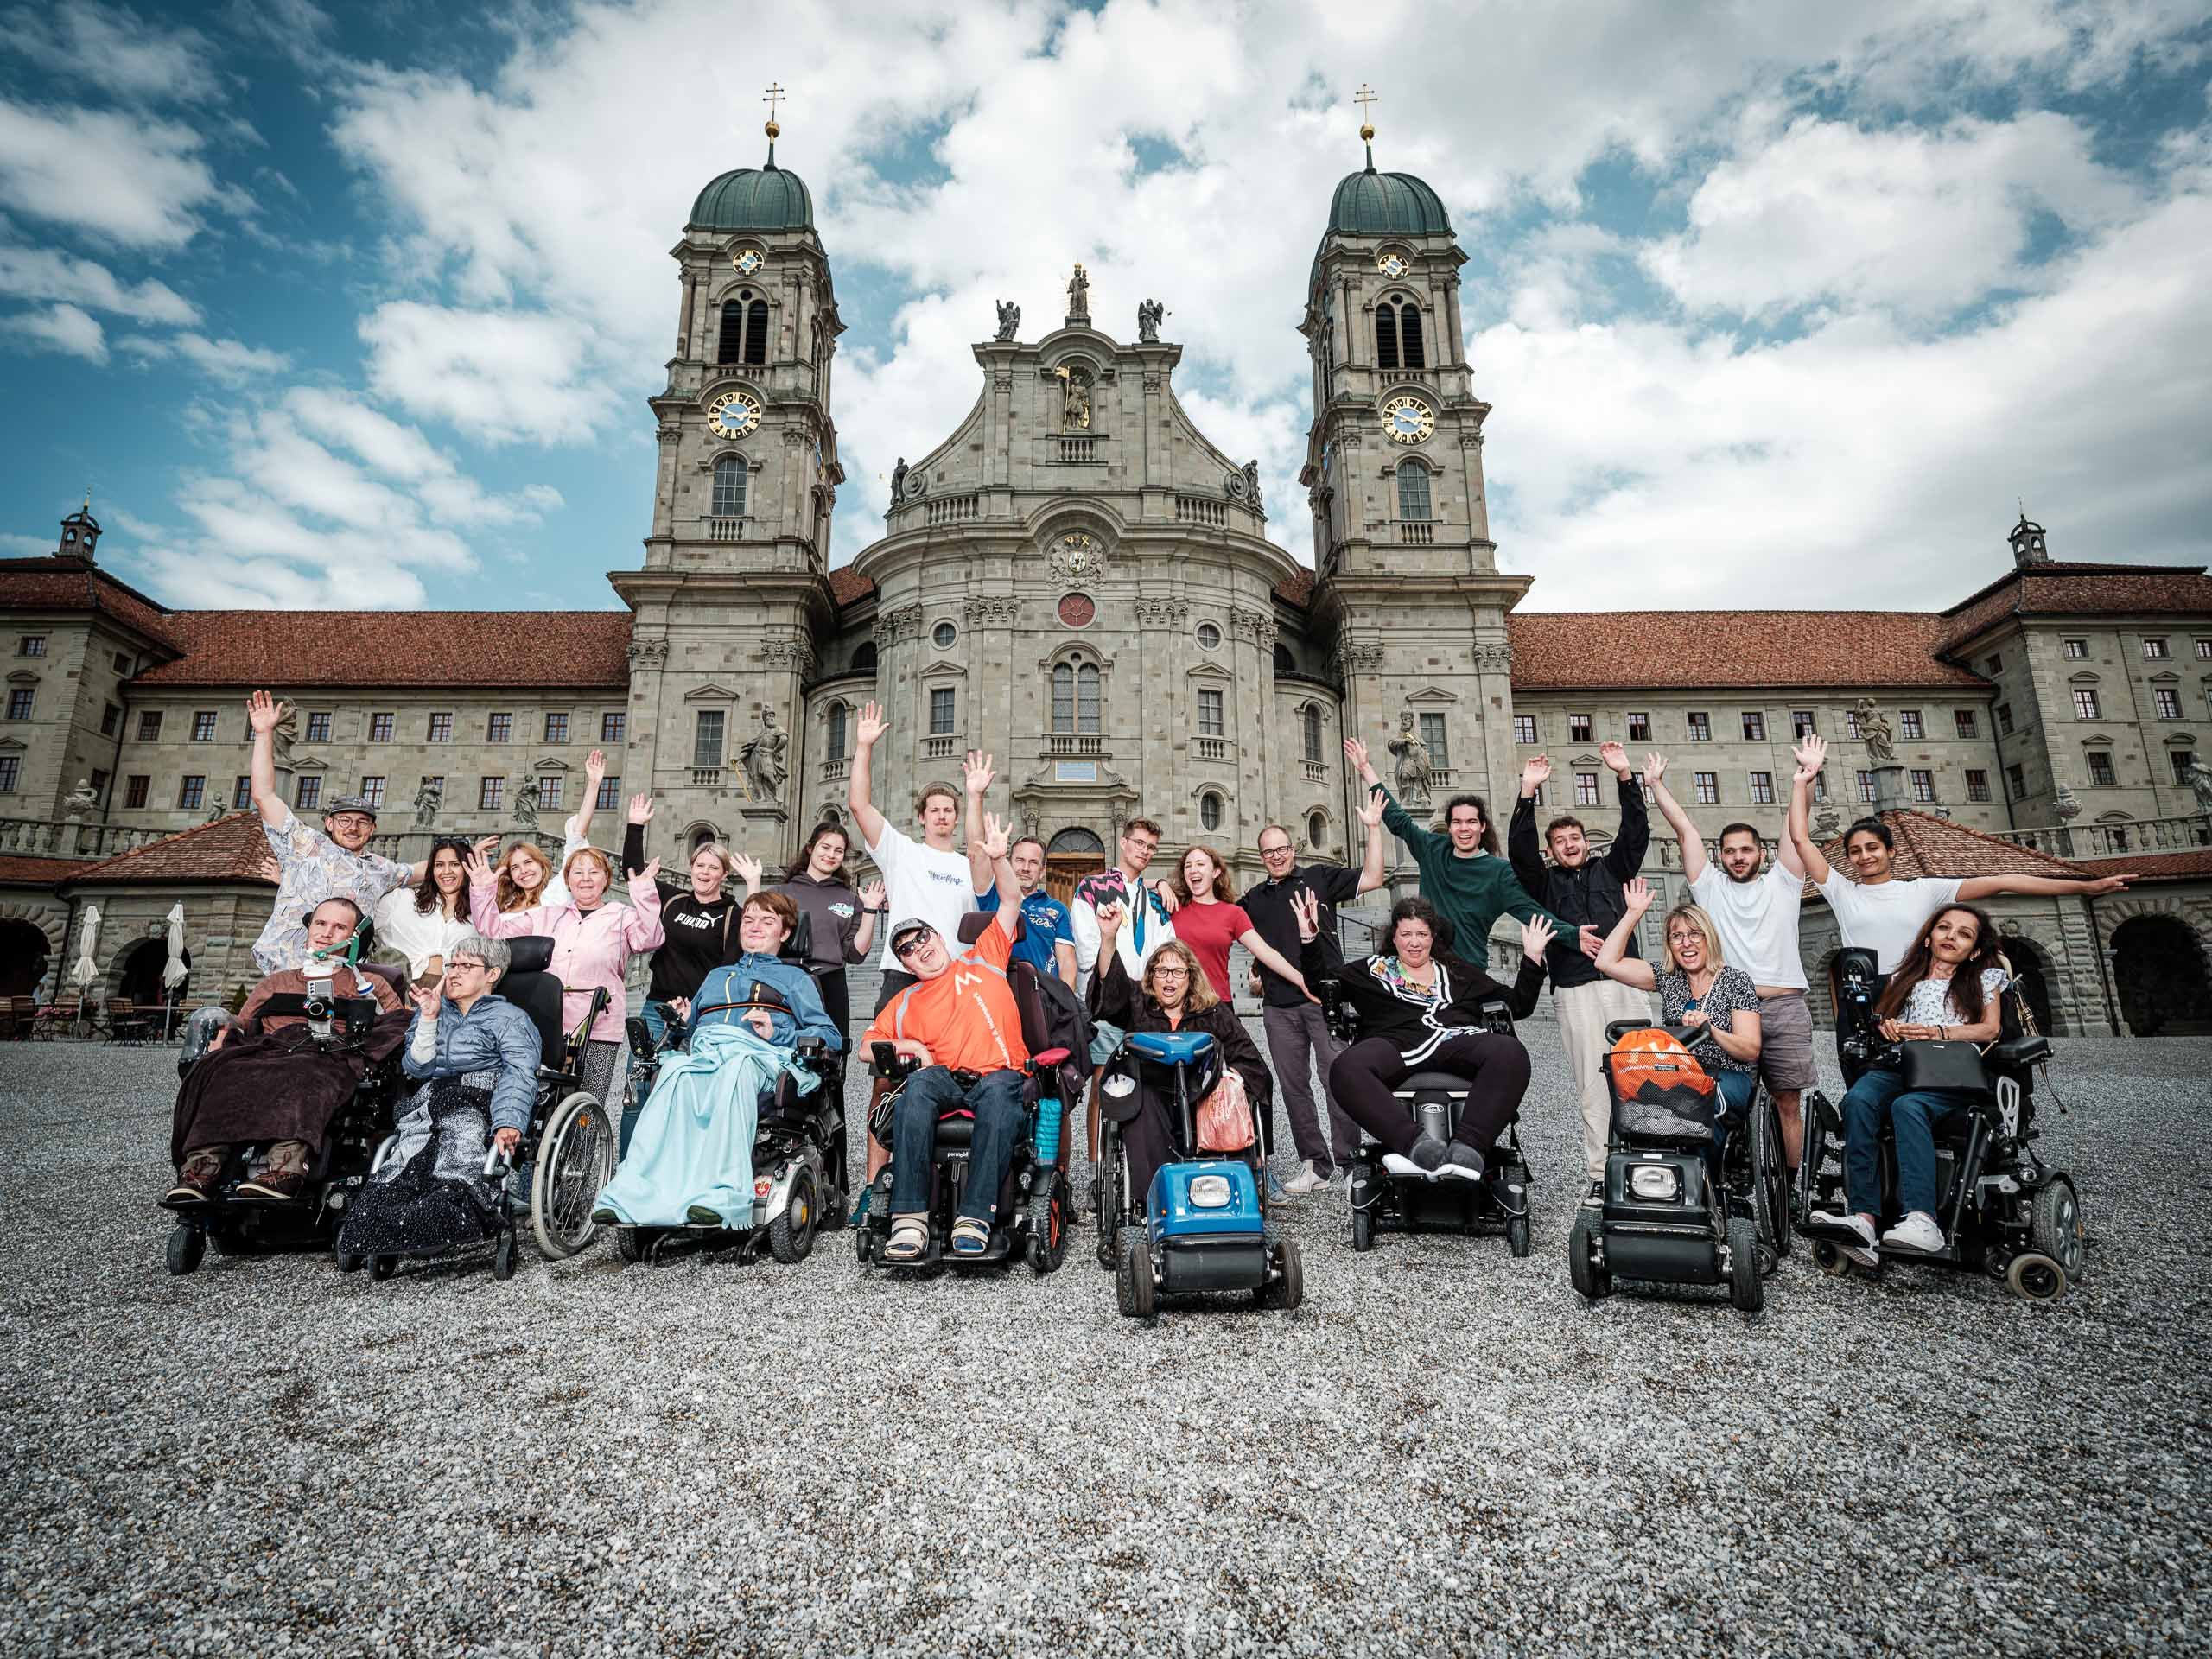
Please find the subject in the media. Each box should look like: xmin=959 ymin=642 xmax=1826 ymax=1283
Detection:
xmin=1853 ymin=697 xmax=1897 ymax=765
xmin=889 ymin=457 xmax=908 ymax=503
xmin=412 ymin=776 xmax=443 ymax=830
xmin=740 ymin=707 xmax=789 ymax=804
xmin=62 ymin=778 xmax=99 ymax=820
xmin=2052 ymin=782 xmax=2082 ymax=823
xmin=1056 ymin=365 xmax=1091 ymax=429
xmin=1065 ymin=263 xmax=1090 ymax=323
xmin=1242 ymin=459 xmax=1262 ymax=508
xmin=270 ymin=700 xmax=298 ymax=765
xmin=1386 ymin=711 xmax=1433 ymax=808
xmin=1811 ymin=803 xmax=1842 ymax=843
xmin=512 ymin=780 xmax=540 ymax=836
xmin=2186 ymin=760 xmax=2212 ymax=817
xmin=1136 ymin=298 xmax=1166 ymax=343
xmin=995 ymin=299 xmax=1020 ymax=342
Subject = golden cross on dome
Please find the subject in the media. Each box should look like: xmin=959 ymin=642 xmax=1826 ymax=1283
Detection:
xmin=1353 ymin=82 xmax=1378 ymax=143
xmin=762 ymin=82 xmax=786 ymax=139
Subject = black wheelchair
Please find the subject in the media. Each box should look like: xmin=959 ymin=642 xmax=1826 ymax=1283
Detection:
xmin=855 ymin=916 xmax=1085 ymax=1274
xmin=1313 ymin=981 xmax=1534 ymax=1259
xmin=160 ymin=956 xmax=409 ymax=1277
xmin=1799 ymin=946 xmax=2085 ymax=1300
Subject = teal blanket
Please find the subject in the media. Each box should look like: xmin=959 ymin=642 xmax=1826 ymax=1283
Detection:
xmin=594 ymin=1023 xmax=814 ymax=1226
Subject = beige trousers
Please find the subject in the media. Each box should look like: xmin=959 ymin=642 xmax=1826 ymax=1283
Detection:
xmin=1555 ymin=977 xmax=1656 ymax=1179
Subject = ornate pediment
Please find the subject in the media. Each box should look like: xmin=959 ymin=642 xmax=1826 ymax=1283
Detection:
xmin=1405 ymin=685 xmax=1459 ymax=704
xmin=683 ymin=682 xmax=740 ymax=702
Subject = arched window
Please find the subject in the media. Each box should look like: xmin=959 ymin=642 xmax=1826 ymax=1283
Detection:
xmin=745 ymin=298 xmax=768 ymax=365
xmin=1273 ymin=643 xmax=1294 ymax=675
xmin=1396 ymin=463 xmax=1431 ymax=523
xmin=1200 ymin=791 xmax=1224 ymax=832
xmin=1051 ymin=659 xmax=1102 ymax=734
xmin=718 ymin=292 xmax=768 ymax=365
xmin=850 ymin=642 xmax=877 ymax=675
xmin=717 ymin=300 xmax=744 ymax=365
xmin=826 ymin=700 xmax=848 ymax=763
xmin=1300 ymin=704 xmax=1323 ymax=763
xmin=1399 ymin=302 xmax=1424 ymax=368
xmin=1376 ymin=297 xmax=1424 ymax=370
xmin=711 ymin=455 xmax=746 ymax=518
xmin=1308 ymin=810 xmax=1328 ymax=849
xmin=1376 ymin=305 xmax=1398 ymax=372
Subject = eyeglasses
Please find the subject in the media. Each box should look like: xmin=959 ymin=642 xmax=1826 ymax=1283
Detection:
xmin=892 ymin=932 xmax=934 ymax=960
xmin=447 ymin=959 xmax=487 ymax=975
xmin=1150 ymin=964 xmax=1189 ymax=979
xmin=1259 ymin=844 xmax=1294 ymax=858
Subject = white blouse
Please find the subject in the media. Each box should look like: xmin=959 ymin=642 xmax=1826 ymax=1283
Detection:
xmin=1898 ymin=965 xmax=2009 ymax=1029
xmin=373 ymin=887 xmax=476 ymax=979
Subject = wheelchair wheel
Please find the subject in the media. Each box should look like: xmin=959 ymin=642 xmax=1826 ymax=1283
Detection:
xmin=769 ymin=1170 xmax=817 ymax=1264
xmin=1116 ymin=1231 xmax=1155 ymax=1319
xmin=369 ymin=1255 xmax=398 ymax=1282
xmin=1095 ymin=1139 xmax=1124 ymax=1271
xmin=333 ymin=1243 xmax=364 ymax=1274
xmin=165 ymin=1224 xmax=205 ymax=1277
xmin=1260 ymin=1236 xmax=1304 ymax=1311
xmin=1726 ymin=1216 xmax=1764 ymax=1313
xmin=1567 ymin=1207 xmax=1611 ymax=1301
xmin=2005 ymin=1250 xmax=2069 ymax=1302
xmin=1751 ymin=1092 xmax=1791 ymax=1261
xmin=532 ymin=1092 xmax=615 ymax=1262
xmin=1506 ymin=1211 xmax=1531 ymax=1258
xmin=616 ymin=1225 xmax=651 ymax=1264
xmin=493 ymin=1229 xmax=517 ymax=1281
xmin=2030 ymin=1177 xmax=2085 ymax=1284
xmin=1350 ymin=1200 xmax=1376 ymax=1253
xmin=1025 ymin=1177 xmax=1069 ymax=1276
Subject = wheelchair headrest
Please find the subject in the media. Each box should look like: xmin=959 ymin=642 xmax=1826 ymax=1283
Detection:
xmin=784 ymin=909 xmax=814 ymax=961
xmin=505 ymin=935 xmax=555 ymax=976
xmin=1127 ymin=1030 xmax=1217 ymax=1065
xmin=957 ymin=909 xmax=1025 ymax=946
xmin=358 ymin=960 xmax=409 ymax=997
xmin=494 ymin=973 xmax=562 ymax=1069
xmin=1835 ymin=946 xmax=1881 ymax=988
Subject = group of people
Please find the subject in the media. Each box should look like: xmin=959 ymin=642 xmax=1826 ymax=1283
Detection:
xmin=164 ymin=688 xmax=2135 ymax=1281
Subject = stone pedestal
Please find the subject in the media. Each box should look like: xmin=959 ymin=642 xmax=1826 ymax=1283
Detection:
xmin=1871 ymin=764 xmax=1909 ymax=814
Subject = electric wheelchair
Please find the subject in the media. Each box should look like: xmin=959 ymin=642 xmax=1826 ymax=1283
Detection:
xmin=608 ymin=914 xmax=844 ymax=1268
xmin=1312 ymin=980 xmax=1534 ymax=1259
xmin=1567 ymin=1020 xmax=1783 ymax=1313
xmin=1798 ymin=946 xmax=2085 ymax=1300
xmin=345 ymin=935 xmax=616 ymax=1283
xmin=159 ymin=946 xmax=409 ymax=1277
xmin=855 ymin=915 xmax=1087 ymax=1274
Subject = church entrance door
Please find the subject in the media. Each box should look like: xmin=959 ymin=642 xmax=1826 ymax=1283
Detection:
xmin=1043 ymin=827 xmax=1107 ymax=906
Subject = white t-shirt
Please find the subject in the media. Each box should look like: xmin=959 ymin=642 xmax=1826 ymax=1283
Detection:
xmin=1818 ymin=872 xmax=1964 ymax=973
xmin=868 ymin=821 xmax=982 ymax=972
xmin=1689 ymin=862 xmax=1808 ymax=992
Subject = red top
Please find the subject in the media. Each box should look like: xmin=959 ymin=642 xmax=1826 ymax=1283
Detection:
xmin=1171 ymin=899 xmax=1251 ymax=1003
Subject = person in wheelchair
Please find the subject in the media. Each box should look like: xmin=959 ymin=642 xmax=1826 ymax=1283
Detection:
xmin=334 ymin=932 xmax=542 ymax=1259
xmin=861 ymin=811 xmax=1033 ymax=1262
xmin=1087 ymin=927 xmax=1272 ymax=1211
xmin=591 ymin=889 xmax=840 ymax=1229
xmin=1294 ymin=890 xmax=1541 ymax=1182
xmin=167 ymin=897 xmax=408 ymax=1205
xmin=1809 ymin=903 xmax=2008 ymax=1266
xmin=1592 ymin=880 xmax=1763 ymax=1179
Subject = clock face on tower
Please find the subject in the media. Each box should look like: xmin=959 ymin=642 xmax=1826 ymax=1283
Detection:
xmin=732 ymin=248 xmax=763 ymax=276
xmin=1377 ymin=251 xmax=1409 ymax=279
xmin=1382 ymin=394 xmax=1435 ymax=444
xmin=705 ymin=389 xmax=762 ymax=440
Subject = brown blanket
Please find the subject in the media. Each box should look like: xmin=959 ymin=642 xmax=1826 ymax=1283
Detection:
xmin=170 ymin=1010 xmax=411 ymax=1166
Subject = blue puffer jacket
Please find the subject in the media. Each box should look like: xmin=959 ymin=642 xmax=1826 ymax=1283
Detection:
xmin=403 ymin=993 xmax=542 ymax=1135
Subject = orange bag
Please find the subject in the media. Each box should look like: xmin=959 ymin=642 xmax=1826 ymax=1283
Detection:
xmin=1607 ymin=1027 xmax=1716 ymax=1101
xmin=1196 ymin=1067 xmax=1256 ymax=1153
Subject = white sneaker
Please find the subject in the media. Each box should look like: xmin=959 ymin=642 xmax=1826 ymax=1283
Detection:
xmin=1282 ymin=1160 xmax=1326 ymax=1196
xmin=1811 ymin=1210 xmax=1881 ymax=1267
xmin=1882 ymin=1211 xmax=1946 ymax=1254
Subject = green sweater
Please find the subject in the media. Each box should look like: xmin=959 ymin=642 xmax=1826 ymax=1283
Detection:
xmin=1380 ymin=787 xmax=1570 ymax=952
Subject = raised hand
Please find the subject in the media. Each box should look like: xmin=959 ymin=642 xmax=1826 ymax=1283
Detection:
xmin=731 ymin=850 xmax=763 ymax=888
xmin=584 ymin=749 xmax=607 ymax=785
xmin=963 ymin=749 xmax=995 ymax=796
xmin=245 ymin=689 xmax=283 ymax=733
xmin=1642 ymin=752 xmax=1668 ymax=787
xmin=1621 ymin=876 xmax=1655 ymax=916
xmin=1598 ymin=741 xmax=1630 ymax=779
xmin=1519 ymin=754 xmax=1552 ymax=795
xmin=978 ymin=810 xmax=1010 ymax=863
xmin=859 ymin=878 xmax=886 ymax=910
xmin=409 ymin=983 xmax=441 ymax=1020
xmin=1288 ymin=886 xmax=1321 ymax=940
xmin=855 ymin=701 xmax=888 ymax=747
xmin=472 ymin=833 xmax=502 ymax=861
xmin=1355 ymin=787 xmax=1386 ymax=829
xmin=1519 ymin=913 xmax=1554 ymax=965
xmin=1095 ymin=899 xmax=1123 ymax=941
xmin=626 ymin=791 xmax=654 ymax=825
xmin=464 ymin=847 xmax=498 ymax=887
xmin=1793 ymin=733 xmax=1827 ymax=783
xmin=639 ymin=857 xmax=663 ymax=887
xmin=1342 ymin=734 xmax=1372 ymax=776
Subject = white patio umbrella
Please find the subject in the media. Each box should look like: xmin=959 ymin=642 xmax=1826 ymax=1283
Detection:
xmin=161 ymin=902 xmax=189 ymax=1038
xmin=68 ymin=904 xmax=101 ymax=1030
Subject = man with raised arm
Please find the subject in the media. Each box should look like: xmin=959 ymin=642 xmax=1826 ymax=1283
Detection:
xmin=1789 ymin=734 xmax=2136 ymax=974
xmin=963 ymin=750 xmax=1077 ymax=990
xmin=1508 ymin=741 xmax=1655 ymax=1199
xmin=244 ymin=689 xmax=423 ymax=973
xmin=1649 ymin=749 xmax=1817 ymax=1181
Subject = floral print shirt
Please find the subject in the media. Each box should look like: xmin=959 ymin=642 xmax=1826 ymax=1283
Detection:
xmin=252 ymin=809 xmax=414 ymax=974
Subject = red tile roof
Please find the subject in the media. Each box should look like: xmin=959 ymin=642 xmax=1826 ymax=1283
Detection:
xmin=136 ymin=611 xmax=632 ymax=688
xmin=0 ymin=855 xmax=87 ymax=887
xmin=1274 ymin=569 xmax=1315 ymax=608
xmin=827 ymin=566 xmax=874 ymax=605
xmin=63 ymin=812 xmax=279 ymax=887
xmin=1509 ymin=612 xmax=1986 ymax=691
xmin=1939 ymin=562 xmax=2212 ymax=652
xmin=0 ymin=556 xmax=180 ymax=650
xmin=2100 ymin=848 xmax=2212 ymax=882
xmin=1813 ymin=810 xmax=2088 ymax=883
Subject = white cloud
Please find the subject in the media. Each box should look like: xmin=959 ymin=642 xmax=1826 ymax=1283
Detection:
xmin=0 ymin=240 xmax=198 ymax=323
xmin=119 ymin=330 xmax=291 ymax=385
xmin=0 ymin=99 xmax=249 ymax=247
xmin=1 ymin=531 xmax=54 ymax=555
xmin=0 ymin=2 xmax=225 ymax=104
xmin=359 ymin=301 xmax=617 ymax=445
xmin=2 ymin=301 xmax=106 ymax=361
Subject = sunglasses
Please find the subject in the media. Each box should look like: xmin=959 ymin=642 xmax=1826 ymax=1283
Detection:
xmin=893 ymin=931 xmax=934 ymax=960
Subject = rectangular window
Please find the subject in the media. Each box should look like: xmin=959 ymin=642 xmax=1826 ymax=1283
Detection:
xmin=1855 ymin=770 xmax=1876 ymax=804
xmin=2063 ymin=639 xmax=2088 ymax=659
xmin=1965 ymin=769 xmax=1991 ymax=801
xmin=1198 ymin=689 xmax=1224 ymax=737
xmin=537 ymin=775 xmax=563 ymax=810
xmin=601 ymin=712 xmax=626 ymax=743
xmin=929 ymin=687 xmax=956 ymax=734
xmin=2073 ymin=689 xmax=2101 ymax=721
xmin=478 ymin=777 xmax=504 ymax=811
xmin=1792 ymin=710 xmax=1816 ymax=739
xmin=596 ymin=775 xmax=620 ymax=810
xmin=1419 ymin=712 xmax=1449 ymax=771
xmin=1954 ymin=709 xmax=1978 ymax=739
xmin=487 ymin=712 xmax=512 ymax=743
xmin=2007 ymin=765 xmax=2027 ymax=799
xmin=190 ymin=710 xmax=217 ymax=741
xmin=1574 ymin=771 xmax=1599 ymax=806
xmin=2171 ymin=751 xmax=2196 ymax=785
xmin=693 ymin=710 xmax=724 ymax=769
xmin=1568 ymin=714 xmax=1592 ymax=742
xmin=294 ymin=775 xmax=320 ymax=811
xmin=138 ymin=710 xmax=162 ymax=741
xmin=0 ymin=756 xmax=16 ymax=793
xmin=124 ymin=774 xmax=149 ymax=808
xmin=1910 ymin=769 xmax=1935 ymax=803
xmin=1741 ymin=711 xmax=1765 ymax=741
xmin=1986 ymin=654 xmax=2002 ymax=675
xmin=177 ymin=774 xmax=205 ymax=810
xmin=88 ymin=768 xmax=108 ymax=804
xmin=2197 ymin=639 xmax=2212 ymax=660
xmin=1900 ymin=710 xmax=1923 ymax=741
xmin=1845 ymin=709 xmax=1863 ymax=740
xmin=113 ymin=650 xmax=131 ymax=673
xmin=1997 ymin=702 xmax=2014 ymax=734
xmin=1626 ymin=712 xmax=1649 ymax=741
xmin=100 ymin=702 xmax=119 ymax=736
xmin=16 ymin=635 xmax=44 ymax=657
xmin=1687 ymin=711 xmax=1711 ymax=742
xmin=2144 ymin=638 xmax=2169 ymax=659
xmin=1748 ymin=771 xmax=1775 ymax=804
xmin=2087 ymin=752 xmax=2117 ymax=787
xmin=305 ymin=711 xmax=330 ymax=743
xmin=2156 ymin=688 xmax=2181 ymax=719
xmin=1693 ymin=772 xmax=1719 ymax=805
xmin=5 ymin=689 xmax=33 ymax=720
xmin=543 ymin=712 xmax=569 ymax=744
xmin=1812 ymin=772 xmax=1829 ymax=803
xmin=1513 ymin=715 xmax=1536 ymax=744
xmin=232 ymin=774 xmax=251 ymax=809
xmin=368 ymin=712 xmax=396 ymax=742
xmin=359 ymin=776 xmax=385 ymax=809
xmin=427 ymin=712 xmax=453 ymax=743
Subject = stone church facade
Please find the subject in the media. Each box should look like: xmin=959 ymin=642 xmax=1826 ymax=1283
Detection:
xmin=4 ymin=136 xmax=2212 ymax=1035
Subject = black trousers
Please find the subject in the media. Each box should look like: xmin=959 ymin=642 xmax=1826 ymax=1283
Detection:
xmin=1329 ymin=1033 xmax=1530 ymax=1157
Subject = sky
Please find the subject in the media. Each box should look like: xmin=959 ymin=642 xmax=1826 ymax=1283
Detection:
xmin=2 ymin=0 xmax=2209 ymax=615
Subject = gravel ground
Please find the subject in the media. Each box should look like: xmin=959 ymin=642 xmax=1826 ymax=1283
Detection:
xmin=2 ymin=1024 xmax=2205 ymax=1657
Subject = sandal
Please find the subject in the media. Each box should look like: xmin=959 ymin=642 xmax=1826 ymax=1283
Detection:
xmin=950 ymin=1217 xmax=990 ymax=1255
xmin=885 ymin=1215 xmax=928 ymax=1262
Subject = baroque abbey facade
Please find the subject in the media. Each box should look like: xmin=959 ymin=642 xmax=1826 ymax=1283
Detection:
xmin=4 ymin=136 xmax=2212 ymax=1034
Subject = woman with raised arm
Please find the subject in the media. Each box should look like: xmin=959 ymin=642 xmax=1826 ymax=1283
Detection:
xmin=620 ymin=797 xmax=746 ymax=1045
xmin=477 ymin=749 xmax=612 ymax=916
xmin=1166 ymin=842 xmax=1315 ymax=1008
xmin=755 ymin=820 xmax=884 ymax=1040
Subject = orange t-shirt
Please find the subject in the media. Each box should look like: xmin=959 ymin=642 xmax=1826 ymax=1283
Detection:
xmin=861 ymin=922 xmax=1031 ymax=1074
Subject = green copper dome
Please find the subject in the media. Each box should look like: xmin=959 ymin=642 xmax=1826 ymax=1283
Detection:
xmin=1327 ymin=156 xmax=1451 ymax=238
xmin=689 ymin=149 xmax=814 ymax=232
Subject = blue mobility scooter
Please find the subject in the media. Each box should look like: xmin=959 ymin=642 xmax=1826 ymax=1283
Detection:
xmin=1099 ymin=1029 xmax=1302 ymax=1318
xmin=1798 ymin=946 xmax=2084 ymax=1300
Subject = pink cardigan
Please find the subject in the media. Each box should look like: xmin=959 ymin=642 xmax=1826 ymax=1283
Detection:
xmin=469 ymin=873 xmax=664 ymax=1044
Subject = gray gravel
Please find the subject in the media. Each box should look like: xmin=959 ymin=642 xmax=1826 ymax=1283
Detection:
xmin=1 ymin=1024 xmax=2205 ymax=1657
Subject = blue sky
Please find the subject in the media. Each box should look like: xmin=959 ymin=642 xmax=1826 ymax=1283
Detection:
xmin=3 ymin=0 xmax=2209 ymax=613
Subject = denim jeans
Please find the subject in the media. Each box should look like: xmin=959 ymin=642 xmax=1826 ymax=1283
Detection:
xmin=1840 ymin=1068 xmax=1964 ymax=1217
xmin=889 ymin=1065 xmax=1028 ymax=1224
xmin=1707 ymin=1068 xmax=1757 ymax=1171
